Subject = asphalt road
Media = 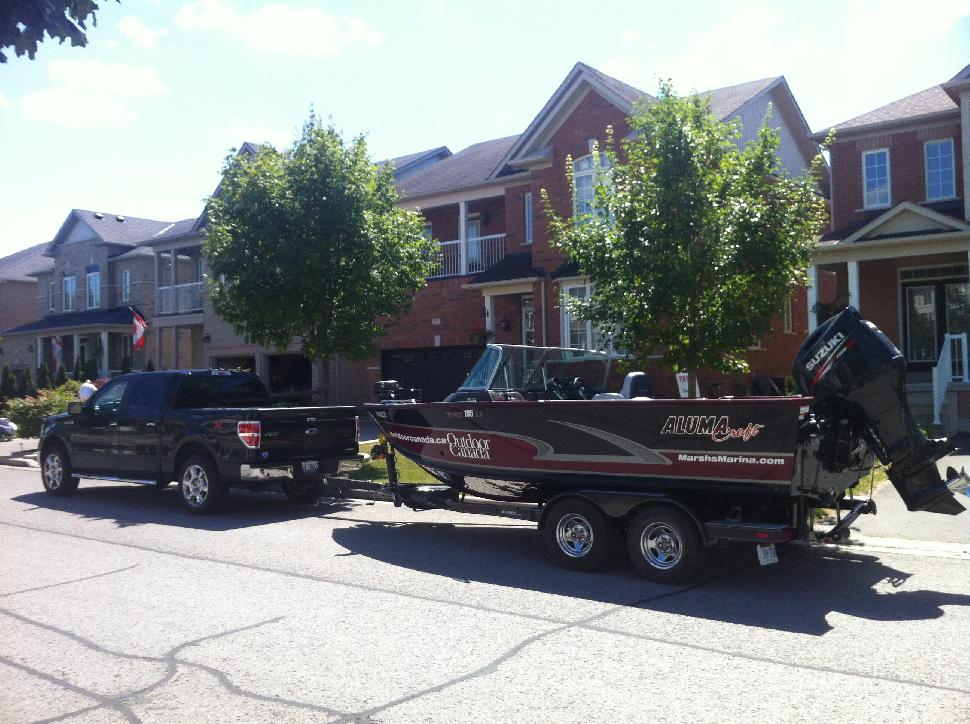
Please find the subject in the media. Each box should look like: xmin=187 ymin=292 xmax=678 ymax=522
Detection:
xmin=1 ymin=465 xmax=969 ymax=723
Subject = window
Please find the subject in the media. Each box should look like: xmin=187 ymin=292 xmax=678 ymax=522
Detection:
xmin=121 ymin=269 xmax=131 ymax=302
xmin=86 ymin=271 xmax=100 ymax=309
xmin=925 ymin=139 xmax=955 ymax=201
xmin=126 ymin=376 xmax=170 ymax=416
xmin=48 ymin=282 xmax=55 ymax=311
xmin=572 ymin=153 xmax=611 ymax=218
xmin=62 ymin=276 xmax=76 ymax=311
xmin=560 ymin=283 xmax=602 ymax=350
xmin=90 ymin=379 xmax=130 ymax=414
xmin=524 ymin=192 xmax=533 ymax=244
xmin=783 ymin=297 xmax=793 ymax=333
xmin=862 ymin=149 xmax=890 ymax=208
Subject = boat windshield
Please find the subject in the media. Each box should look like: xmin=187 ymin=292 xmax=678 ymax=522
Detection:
xmin=457 ymin=345 xmax=612 ymax=394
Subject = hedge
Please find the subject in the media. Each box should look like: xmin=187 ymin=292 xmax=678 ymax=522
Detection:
xmin=4 ymin=381 xmax=82 ymax=437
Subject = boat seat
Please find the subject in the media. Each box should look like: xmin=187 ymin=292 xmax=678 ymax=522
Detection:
xmin=593 ymin=371 xmax=653 ymax=400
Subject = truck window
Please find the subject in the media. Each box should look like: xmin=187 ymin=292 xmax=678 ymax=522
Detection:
xmin=173 ymin=376 xmax=270 ymax=409
xmin=126 ymin=376 xmax=171 ymax=416
xmin=91 ymin=379 xmax=130 ymax=414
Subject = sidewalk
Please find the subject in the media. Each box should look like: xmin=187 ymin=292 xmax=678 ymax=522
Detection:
xmin=0 ymin=436 xmax=39 ymax=468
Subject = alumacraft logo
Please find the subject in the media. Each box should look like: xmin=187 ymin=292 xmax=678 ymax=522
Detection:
xmin=660 ymin=416 xmax=764 ymax=443
xmin=447 ymin=432 xmax=492 ymax=459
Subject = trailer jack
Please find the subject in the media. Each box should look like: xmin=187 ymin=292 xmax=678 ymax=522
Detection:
xmin=816 ymin=498 xmax=877 ymax=543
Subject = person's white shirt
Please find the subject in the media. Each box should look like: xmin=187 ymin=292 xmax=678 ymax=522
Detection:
xmin=79 ymin=380 xmax=97 ymax=402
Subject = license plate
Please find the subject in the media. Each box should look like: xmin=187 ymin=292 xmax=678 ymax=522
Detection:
xmin=756 ymin=543 xmax=778 ymax=566
xmin=301 ymin=460 xmax=319 ymax=473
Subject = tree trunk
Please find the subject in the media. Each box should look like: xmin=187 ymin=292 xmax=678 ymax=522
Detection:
xmin=317 ymin=355 xmax=331 ymax=405
xmin=689 ymin=368 xmax=701 ymax=399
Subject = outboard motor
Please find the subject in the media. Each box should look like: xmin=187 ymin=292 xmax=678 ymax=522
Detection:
xmin=374 ymin=379 xmax=422 ymax=403
xmin=793 ymin=307 xmax=964 ymax=515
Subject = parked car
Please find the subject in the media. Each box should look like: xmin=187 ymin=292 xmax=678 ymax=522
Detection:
xmin=38 ymin=370 xmax=361 ymax=514
xmin=0 ymin=417 xmax=17 ymax=442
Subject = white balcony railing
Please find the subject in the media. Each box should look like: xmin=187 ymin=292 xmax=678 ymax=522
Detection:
xmin=931 ymin=332 xmax=969 ymax=425
xmin=429 ymin=234 xmax=506 ymax=279
xmin=157 ymin=282 xmax=204 ymax=315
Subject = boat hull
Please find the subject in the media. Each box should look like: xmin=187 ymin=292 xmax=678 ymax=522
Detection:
xmin=366 ymin=398 xmax=806 ymax=503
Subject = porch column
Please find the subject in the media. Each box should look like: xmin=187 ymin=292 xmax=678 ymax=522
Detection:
xmin=73 ymin=335 xmax=79 ymax=371
xmin=806 ymin=265 xmax=818 ymax=333
xmin=847 ymin=260 xmax=860 ymax=311
xmin=170 ymin=250 xmax=177 ymax=286
xmin=99 ymin=331 xmax=108 ymax=377
xmin=484 ymin=294 xmax=495 ymax=335
xmin=458 ymin=201 xmax=468 ymax=276
xmin=35 ymin=336 xmax=42 ymax=369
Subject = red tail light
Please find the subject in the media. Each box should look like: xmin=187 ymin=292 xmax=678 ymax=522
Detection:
xmin=237 ymin=420 xmax=261 ymax=449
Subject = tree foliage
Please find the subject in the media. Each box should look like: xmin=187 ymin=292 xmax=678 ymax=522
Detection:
xmin=4 ymin=381 xmax=81 ymax=437
xmin=0 ymin=365 xmax=15 ymax=401
xmin=205 ymin=114 xmax=437 ymax=398
xmin=546 ymin=82 xmax=827 ymax=391
xmin=1 ymin=1 xmax=118 ymax=63
xmin=36 ymin=362 xmax=52 ymax=389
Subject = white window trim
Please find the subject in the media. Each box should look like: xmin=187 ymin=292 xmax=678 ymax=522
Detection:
xmin=62 ymin=276 xmax=75 ymax=312
xmin=923 ymin=138 xmax=956 ymax=202
xmin=121 ymin=269 xmax=131 ymax=302
xmin=48 ymin=282 xmax=55 ymax=311
xmin=862 ymin=148 xmax=891 ymax=209
xmin=560 ymin=281 xmax=600 ymax=350
xmin=86 ymin=271 xmax=100 ymax=309
xmin=523 ymin=192 xmax=533 ymax=244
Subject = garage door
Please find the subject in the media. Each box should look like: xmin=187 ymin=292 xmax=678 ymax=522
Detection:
xmin=381 ymin=346 xmax=483 ymax=402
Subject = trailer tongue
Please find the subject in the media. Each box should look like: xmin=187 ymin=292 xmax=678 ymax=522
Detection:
xmin=793 ymin=306 xmax=964 ymax=516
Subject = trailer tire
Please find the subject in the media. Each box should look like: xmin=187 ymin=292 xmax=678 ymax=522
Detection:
xmin=627 ymin=506 xmax=702 ymax=583
xmin=281 ymin=478 xmax=324 ymax=504
xmin=178 ymin=455 xmax=227 ymax=515
xmin=543 ymin=498 xmax=612 ymax=571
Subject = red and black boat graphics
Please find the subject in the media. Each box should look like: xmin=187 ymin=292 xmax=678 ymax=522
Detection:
xmin=367 ymin=398 xmax=806 ymax=502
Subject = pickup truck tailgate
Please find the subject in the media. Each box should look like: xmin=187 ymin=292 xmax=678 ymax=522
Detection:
xmin=254 ymin=406 xmax=358 ymax=462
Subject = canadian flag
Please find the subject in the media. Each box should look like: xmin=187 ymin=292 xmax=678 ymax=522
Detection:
xmin=131 ymin=308 xmax=149 ymax=352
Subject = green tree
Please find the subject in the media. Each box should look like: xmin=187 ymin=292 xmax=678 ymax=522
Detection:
xmin=205 ymin=114 xmax=437 ymax=402
xmin=144 ymin=358 xmax=155 ymax=372
xmin=54 ymin=364 xmax=68 ymax=387
xmin=0 ymin=365 xmax=15 ymax=401
xmin=82 ymin=357 xmax=99 ymax=381
xmin=546 ymin=82 xmax=827 ymax=395
xmin=1 ymin=1 xmax=118 ymax=63
xmin=16 ymin=368 xmax=35 ymax=397
xmin=36 ymin=362 xmax=52 ymax=389
xmin=121 ymin=352 xmax=132 ymax=374
xmin=72 ymin=358 xmax=82 ymax=381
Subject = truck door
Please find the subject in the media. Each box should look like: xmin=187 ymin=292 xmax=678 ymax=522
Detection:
xmin=71 ymin=378 xmax=131 ymax=473
xmin=114 ymin=375 xmax=171 ymax=478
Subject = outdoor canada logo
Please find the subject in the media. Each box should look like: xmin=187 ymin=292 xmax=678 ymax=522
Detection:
xmin=446 ymin=432 xmax=491 ymax=460
xmin=660 ymin=416 xmax=764 ymax=443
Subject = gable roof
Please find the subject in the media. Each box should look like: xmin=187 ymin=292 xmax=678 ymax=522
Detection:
xmin=812 ymin=84 xmax=958 ymax=140
xmin=48 ymin=209 xmax=177 ymax=255
xmin=820 ymin=200 xmax=969 ymax=244
xmin=702 ymin=76 xmax=781 ymax=119
xmin=378 ymin=146 xmax=452 ymax=180
xmin=0 ymin=242 xmax=53 ymax=282
xmin=397 ymin=136 xmax=520 ymax=200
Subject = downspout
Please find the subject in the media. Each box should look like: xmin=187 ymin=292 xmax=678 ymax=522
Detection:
xmin=540 ymin=279 xmax=547 ymax=346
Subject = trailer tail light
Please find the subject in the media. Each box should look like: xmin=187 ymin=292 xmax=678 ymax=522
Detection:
xmin=237 ymin=421 xmax=261 ymax=449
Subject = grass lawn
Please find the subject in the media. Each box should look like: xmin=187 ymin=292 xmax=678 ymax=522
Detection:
xmin=355 ymin=442 xmax=438 ymax=484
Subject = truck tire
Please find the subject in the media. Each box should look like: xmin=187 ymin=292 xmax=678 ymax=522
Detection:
xmin=41 ymin=444 xmax=79 ymax=497
xmin=177 ymin=455 xmax=227 ymax=515
xmin=281 ymin=478 xmax=324 ymax=504
xmin=626 ymin=506 xmax=702 ymax=584
xmin=543 ymin=498 xmax=613 ymax=571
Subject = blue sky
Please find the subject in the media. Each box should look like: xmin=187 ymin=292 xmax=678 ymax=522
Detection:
xmin=0 ymin=0 xmax=967 ymax=257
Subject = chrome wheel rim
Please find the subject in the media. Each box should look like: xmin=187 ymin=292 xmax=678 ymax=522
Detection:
xmin=640 ymin=522 xmax=683 ymax=570
xmin=44 ymin=453 xmax=63 ymax=490
xmin=181 ymin=464 xmax=209 ymax=507
xmin=556 ymin=513 xmax=595 ymax=558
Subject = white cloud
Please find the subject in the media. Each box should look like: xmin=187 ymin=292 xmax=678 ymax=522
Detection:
xmin=176 ymin=0 xmax=383 ymax=58
xmin=117 ymin=15 xmax=169 ymax=49
xmin=20 ymin=60 xmax=169 ymax=127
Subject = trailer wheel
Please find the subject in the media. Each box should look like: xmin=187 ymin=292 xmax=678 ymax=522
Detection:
xmin=281 ymin=478 xmax=324 ymax=504
xmin=627 ymin=506 xmax=702 ymax=583
xmin=543 ymin=499 xmax=612 ymax=571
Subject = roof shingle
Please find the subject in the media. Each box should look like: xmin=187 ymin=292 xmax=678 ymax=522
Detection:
xmin=397 ymin=135 xmax=520 ymax=200
xmin=0 ymin=242 xmax=53 ymax=282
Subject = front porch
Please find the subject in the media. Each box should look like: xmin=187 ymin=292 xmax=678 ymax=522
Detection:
xmin=39 ymin=328 xmax=142 ymax=379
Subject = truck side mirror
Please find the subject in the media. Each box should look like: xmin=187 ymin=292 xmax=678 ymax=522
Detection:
xmin=68 ymin=401 xmax=83 ymax=415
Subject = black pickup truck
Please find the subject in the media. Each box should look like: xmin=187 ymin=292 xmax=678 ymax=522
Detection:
xmin=38 ymin=370 xmax=361 ymax=514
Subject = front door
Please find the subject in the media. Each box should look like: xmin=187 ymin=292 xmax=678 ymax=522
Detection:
xmin=521 ymin=295 xmax=535 ymax=345
xmin=71 ymin=377 xmax=131 ymax=472
xmin=901 ymin=267 xmax=970 ymax=370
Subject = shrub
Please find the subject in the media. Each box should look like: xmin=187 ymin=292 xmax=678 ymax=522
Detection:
xmin=0 ymin=365 xmax=15 ymax=402
xmin=5 ymin=381 xmax=82 ymax=438
xmin=36 ymin=363 xmax=52 ymax=389
xmin=54 ymin=365 xmax=68 ymax=386
xmin=16 ymin=368 xmax=35 ymax=397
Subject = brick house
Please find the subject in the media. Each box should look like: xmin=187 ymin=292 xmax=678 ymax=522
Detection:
xmin=0 ymin=210 xmax=163 ymax=378
xmin=808 ymin=65 xmax=970 ymax=433
xmin=376 ymin=63 xmax=826 ymax=401
xmin=0 ymin=243 xmax=53 ymax=372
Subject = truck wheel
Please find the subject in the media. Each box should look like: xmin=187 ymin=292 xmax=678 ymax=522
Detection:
xmin=281 ymin=478 xmax=324 ymax=504
xmin=543 ymin=498 xmax=612 ymax=571
xmin=178 ymin=455 xmax=227 ymax=515
xmin=626 ymin=506 xmax=702 ymax=584
xmin=41 ymin=444 xmax=79 ymax=497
